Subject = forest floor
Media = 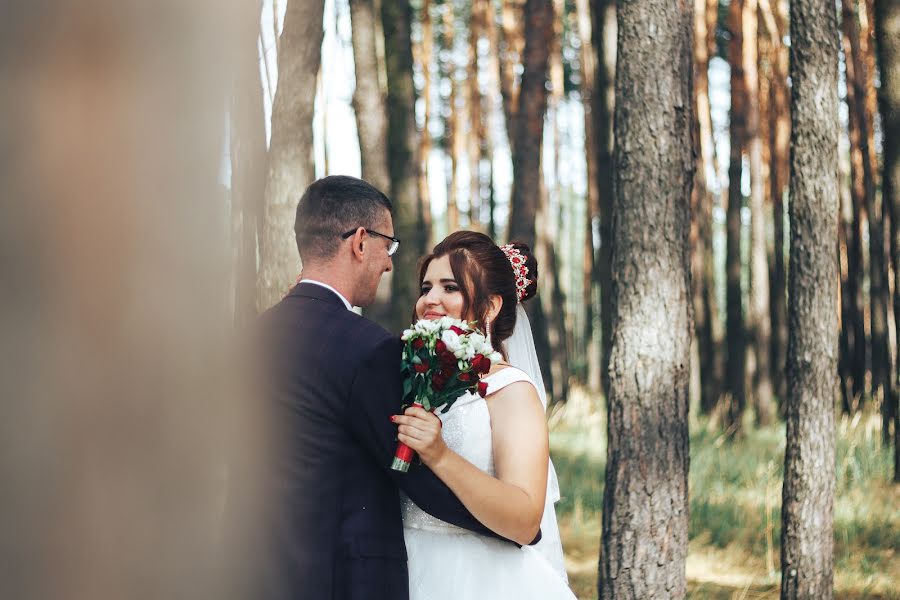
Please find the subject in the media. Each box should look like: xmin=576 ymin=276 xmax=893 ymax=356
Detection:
xmin=551 ymin=387 xmax=900 ymax=600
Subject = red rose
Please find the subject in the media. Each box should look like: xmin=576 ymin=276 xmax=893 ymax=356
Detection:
xmin=439 ymin=350 xmax=457 ymax=367
xmin=432 ymin=370 xmax=449 ymax=390
xmin=450 ymin=325 xmax=466 ymax=335
xmin=471 ymin=354 xmax=491 ymax=374
xmin=458 ymin=372 xmax=473 ymax=382
xmin=412 ymin=338 xmax=425 ymax=350
xmin=477 ymin=381 xmax=489 ymax=398
xmin=435 ymin=340 xmax=447 ymax=353
xmin=414 ymin=362 xmax=429 ymax=374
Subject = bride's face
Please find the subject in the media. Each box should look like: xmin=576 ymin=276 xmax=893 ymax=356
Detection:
xmin=416 ymin=255 xmax=466 ymax=321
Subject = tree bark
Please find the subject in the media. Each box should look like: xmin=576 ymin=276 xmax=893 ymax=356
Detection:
xmin=590 ymin=0 xmax=616 ymax=401
xmin=575 ymin=0 xmax=600 ymax=391
xmin=724 ymin=0 xmax=747 ymax=436
xmin=693 ymin=0 xmax=720 ymax=415
xmin=231 ymin=2 xmax=268 ymax=327
xmin=382 ymin=0 xmax=423 ymax=333
xmin=506 ymin=0 xmax=555 ymax=398
xmin=780 ymin=0 xmax=840 ymax=596
xmin=598 ymin=0 xmax=693 ymax=597
xmin=415 ymin=0 xmax=434 ymax=249
xmin=766 ymin=0 xmax=790 ymax=413
xmin=500 ymin=0 xmax=526 ymax=144
xmin=442 ymin=0 xmax=461 ymax=233
xmin=844 ymin=0 xmax=890 ymax=440
xmin=349 ymin=0 xmax=391 ymax=196
xmin=467 ymin=0 xmax=485 ymax=228
xmin=872 ymin=0 xmax=900 ymax=482
xmin=259 ymin=0 xmax=324 ymax=310
xmin=744 ymin=0 xmax=774 ymax=426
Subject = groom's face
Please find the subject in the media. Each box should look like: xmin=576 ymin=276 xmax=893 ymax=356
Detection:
xmin=358 ymin=211 xmax=395 ymax=306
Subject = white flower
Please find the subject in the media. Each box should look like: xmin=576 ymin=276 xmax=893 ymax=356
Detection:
xmin=441 ymin=329 xmax=462 ymax=352
xmin=488 ymin=351 xmax=502 ymax=364
xmin=401 ymin=328 xmax=415 ymax=341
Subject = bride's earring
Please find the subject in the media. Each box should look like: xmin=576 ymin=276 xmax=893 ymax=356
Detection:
xmin=485 ymin=318 xmax=492 ymax=346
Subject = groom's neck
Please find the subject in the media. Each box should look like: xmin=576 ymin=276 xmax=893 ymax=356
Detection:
xmin=299 ymin=266 xmax=355 ymax=305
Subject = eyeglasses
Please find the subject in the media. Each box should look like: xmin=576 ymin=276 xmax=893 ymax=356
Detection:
xmin=341 ymin=228 xmax=401 ymax=257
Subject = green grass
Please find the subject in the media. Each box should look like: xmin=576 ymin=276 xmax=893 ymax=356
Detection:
xmin=550 ymin=389 xmax=900 ymax=599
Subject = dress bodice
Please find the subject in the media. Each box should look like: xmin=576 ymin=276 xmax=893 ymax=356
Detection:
xmin=400 ymin=367 xmax=536 ymax=533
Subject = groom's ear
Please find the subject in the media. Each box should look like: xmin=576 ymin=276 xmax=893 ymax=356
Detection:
xmin=348 ymin=227 xmax=367 ymax=261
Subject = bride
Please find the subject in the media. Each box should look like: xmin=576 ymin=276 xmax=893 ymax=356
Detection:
xmin=392 ymin=231 xmax=575 ymax=600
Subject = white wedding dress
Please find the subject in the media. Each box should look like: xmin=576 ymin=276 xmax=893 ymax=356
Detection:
xmin=401 ymin=366 xmax=576 ymax=600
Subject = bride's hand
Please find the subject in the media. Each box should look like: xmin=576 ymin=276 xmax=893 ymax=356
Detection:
xmin=392 ymin=406 xmax=447 ymax=467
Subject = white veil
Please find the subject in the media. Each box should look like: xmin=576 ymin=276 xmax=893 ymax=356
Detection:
xmin=504 ymin=303 xmax=567 ymax=582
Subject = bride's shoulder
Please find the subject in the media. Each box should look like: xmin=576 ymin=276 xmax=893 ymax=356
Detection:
xmin=482 ymin=365 xmax=538 ymax=397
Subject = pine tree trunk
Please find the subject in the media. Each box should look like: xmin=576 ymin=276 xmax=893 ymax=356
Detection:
xmin=768 ymin=0 xmax=790 ymax=412
xmin=500 ymin=0 xmax=525 ymax=145
xmin=231 ymin=2 xmax=268 ymax=327
xmin=872 ymin=0 xmax=900 ymax=482
xmin=780 ymin=0 xmax=840 ymax=595
xmin=590 ymin=0 xmax=616 ymax=401
xmin=468 ymin=0 xmax=485 ymax=228
xmin=259 ymin=0 xmax=324 ymax=310
xmin=482 ymin=0 xmax=504 ymax=240
xmin=744 ymin=0 xmax=774 ymax=426
xmin=382 ymin=0 xmax=423 ymax=333
xmin=575 ymin=0 xmax=600 ymax=391
xmin=442 ymin=0 xmax=461 ymax=233
xmin=693 ymin=0 xmax=719 ymax=415
xmin=349 ymin=0 xmax=391 ymax=196
xmin=507 ymin=0 xmax=555 ymax=399
xmin=598 ymin=0 xmax=693 ymax=597
xmin=415 ymin=0 xmax=434 ymax=248
xmin=844 ymin=0 xmax=890 ymax=441
xmin=725 ymin=0 xmax=747 ymax=436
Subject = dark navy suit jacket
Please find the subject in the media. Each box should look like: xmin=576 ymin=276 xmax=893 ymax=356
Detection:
xmin=259 ymin=282 xmax=508 ymax=600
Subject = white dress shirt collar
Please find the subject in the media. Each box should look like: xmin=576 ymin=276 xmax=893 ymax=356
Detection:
xmin=300 ymin=279 xmax=353 ymax=311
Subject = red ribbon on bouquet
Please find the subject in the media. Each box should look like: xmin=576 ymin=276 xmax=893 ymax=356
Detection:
xmin=391 ymin=402 xmax=425 ymax=473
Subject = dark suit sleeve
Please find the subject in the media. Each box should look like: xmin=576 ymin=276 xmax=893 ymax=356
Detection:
xmin=347 ymin=336 xmax=535 ymax=545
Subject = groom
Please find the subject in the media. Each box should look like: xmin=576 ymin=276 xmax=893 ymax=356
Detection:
xmin=259 ymin=175 xmax=524 ymax=600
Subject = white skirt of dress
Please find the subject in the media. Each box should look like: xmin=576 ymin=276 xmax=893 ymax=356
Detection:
xmin=404 ymin=526 xmax=577 ymax=600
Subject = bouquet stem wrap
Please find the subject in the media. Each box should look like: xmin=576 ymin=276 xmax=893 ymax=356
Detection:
xmin=391 ymin=402 xmax=424 ymax=472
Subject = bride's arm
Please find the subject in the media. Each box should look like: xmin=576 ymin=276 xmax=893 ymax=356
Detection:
xmin=394 ymin=381 xmax=549 ymax=545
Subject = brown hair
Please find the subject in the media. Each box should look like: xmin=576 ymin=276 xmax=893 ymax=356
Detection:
xmin=417 ymin=231 xmax=539 ymax=351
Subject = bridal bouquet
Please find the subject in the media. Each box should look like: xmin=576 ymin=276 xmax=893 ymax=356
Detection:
xmin=391 ymin=317 xmax=502 ymax=472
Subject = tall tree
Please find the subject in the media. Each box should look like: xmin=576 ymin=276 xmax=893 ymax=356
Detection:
xmin=873 ymin=0 xmax=900 ymax=481
xmin=231 ymin=2 xmax=268 ymax=327
xmin=382 ymin=0 xmax=425 ymax=333
xmin=780 ymin=0 xmax=840 ymax=596
xmin=467 ymin=0 xmax=485 ymax=227
xmin=693 ymin=0 xmax=721 ymax=414
xmin=843 ymin=0 xmax=890 ymax=439
xmin=507 ymin=0 xmax=555 ymax=397
xmin=598 ymin=0 xmax=693 ymax=597
xmin=840 ymin=0 xmax=871 ymax=413
xmin=441 ymin=0 xmax=461 ymax=232
xmin=414 ymin=0 xmax=435 ymax=248
xmin=744 ymin=0 xmax=774 ymax=425
xmin=259 ymin=0 xmax=324 ymax=310
xmin=724 ymin=0 xmax=747 ymax=435
xmin=575 ymin=0 xmax=599 ymax=389
xmin=349 ymin=0 xmax=391 ymax=195
xmin=766 ymin=0 xmax=790 ymax=411
xmin=590 ymin=0 xmax=616 ymax=399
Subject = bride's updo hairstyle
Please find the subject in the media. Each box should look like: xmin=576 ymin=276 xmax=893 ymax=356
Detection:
xmin=417 ymin=231 xmax=538 ymax=350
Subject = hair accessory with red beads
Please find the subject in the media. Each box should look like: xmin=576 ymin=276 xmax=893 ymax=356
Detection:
xmin=500 ymin=244 xmax=531 ymax=302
